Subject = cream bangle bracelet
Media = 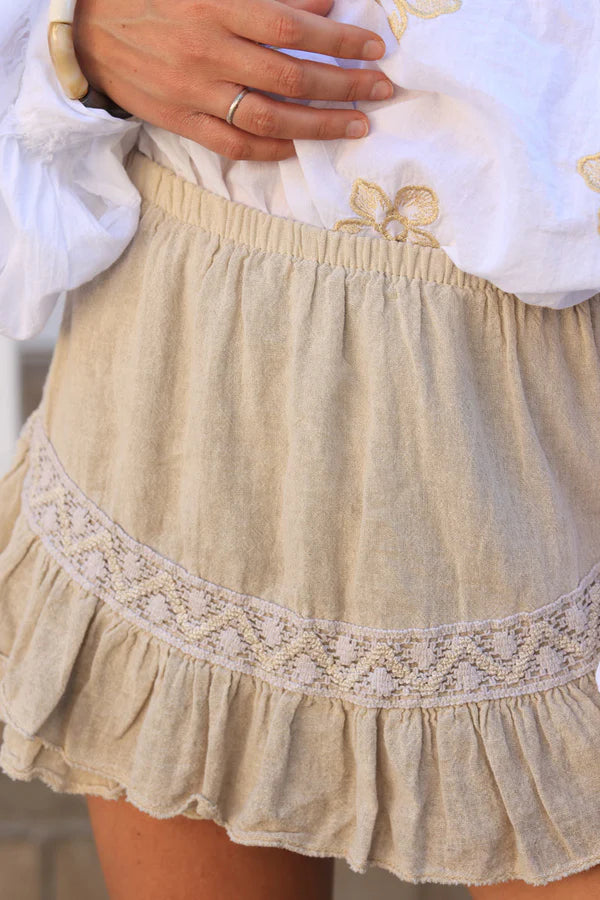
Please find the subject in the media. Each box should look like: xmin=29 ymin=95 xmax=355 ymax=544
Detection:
xmin=47 ymin=0 xmax=133 ymax=118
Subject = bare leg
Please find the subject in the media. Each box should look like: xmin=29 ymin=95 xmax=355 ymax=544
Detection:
xmin=467 ymin=863 xmax=600 ymax=899
xmin=86 ymin=794 xmax=335 ymax=900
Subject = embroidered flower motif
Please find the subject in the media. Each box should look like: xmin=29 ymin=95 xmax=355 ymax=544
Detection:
xmin=262 ymin=615 xmax=284 ymax=647
xmin=565 ymin=605 xmax=588 ymax=633
xmin=369 ymin=665 xmax=395 ymax=697
xmin=122 ymin=549 xmax=141 ymax=581
xmin=374 ymin=0 xmax=461 ymax=44
xmin=538 ymin=645 xmax=563 ymax=677
xmin=294 ymin=654 xmax=319 ymax=685
xmin=219 ymin=625 xmax=244 ymax=657
xmin=147 ymin=592 xmax=171 ymax=624
xmin=454 ymin=660 xmax=482 ymax=692
xmin=333 ymin=178 xmax=440 ymax=247
xmin=335 ymin=633 xmax=358 ymax=665
xmin=577 ymin=152 xmax=600 ymax=235
xmin=411 ymin=639 xmax=436 ymax=670
xmin=83 ymin=548 xmax=106 ymax=582
xmin=72 ymin=506 xmax=88 ymax=536
xmin=41 ymin=505 xmax=58 ymax=533
xmin=189 ymin=587 xmax=210 ymax=619
xmin=491 ymin=629 xmax=518 ymax=660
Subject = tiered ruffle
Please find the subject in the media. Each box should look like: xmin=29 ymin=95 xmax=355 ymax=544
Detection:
xmin=2 ymin=411 xmax=600 ymax=888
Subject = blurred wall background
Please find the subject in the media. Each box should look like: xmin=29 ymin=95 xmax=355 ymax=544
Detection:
xmin=0 ymin=298 xmax=469 ymax=900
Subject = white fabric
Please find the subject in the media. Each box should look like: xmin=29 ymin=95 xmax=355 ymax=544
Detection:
xmin=2 ymin=0 xmax=600 ymax=339
xmin=0 ymin=0 xmax=141 ymax=339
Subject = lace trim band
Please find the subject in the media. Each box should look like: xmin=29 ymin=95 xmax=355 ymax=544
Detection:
xmin=20 ymin=411 xmax=600 ymax=709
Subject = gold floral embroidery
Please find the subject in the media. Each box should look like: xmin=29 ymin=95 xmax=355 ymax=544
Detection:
xmin=333 ymin=178 xmax=441 ymax=247
xmin=374 ymin=0 xmax=461 ymax=44
xmin=577 ymin=152 xmax=600 ymax=235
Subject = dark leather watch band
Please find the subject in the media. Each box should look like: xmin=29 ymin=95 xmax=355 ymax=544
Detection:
xmin=79 ymin=85 xmax=133 ymax=120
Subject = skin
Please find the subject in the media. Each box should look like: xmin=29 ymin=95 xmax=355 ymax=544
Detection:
xmin=71 ymin=0 xmax=395 ymax=161
xmin=466 ymin=864 xmax=600 ymax=899
xmin=85 ymin=795 xmax=334 ymax=900
xmin=86 ymin=794 xmax=600 ymax=899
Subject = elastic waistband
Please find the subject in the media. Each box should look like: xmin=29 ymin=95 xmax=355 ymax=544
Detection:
xmin=125 ymin=147 xmax=494 ymax=291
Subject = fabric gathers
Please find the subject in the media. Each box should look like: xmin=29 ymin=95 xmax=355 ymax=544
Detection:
xmin=1 ymin=0 xmax=600 ymax=339
xmin=3 ymin=149 xmax=600 ymax=884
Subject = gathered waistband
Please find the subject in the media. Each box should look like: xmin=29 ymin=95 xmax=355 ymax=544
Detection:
xmin=125 ymin=147 xmax=501 ymax=293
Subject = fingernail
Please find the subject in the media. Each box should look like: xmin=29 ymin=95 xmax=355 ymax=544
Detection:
xmin=369 ymin=80 xmax=393 ymax=100
xmin=346 ymin=119 xmax=369 ymax=139
xmin=362 ymin=39 xmax=385 ymax=59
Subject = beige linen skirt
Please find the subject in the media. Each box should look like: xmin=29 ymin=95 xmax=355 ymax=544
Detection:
xmin=1 ymin=147 xmax=600 ymax=888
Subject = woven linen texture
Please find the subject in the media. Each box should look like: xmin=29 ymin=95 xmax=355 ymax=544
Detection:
xmin=21 ymin=410 xmax=600 ymax=710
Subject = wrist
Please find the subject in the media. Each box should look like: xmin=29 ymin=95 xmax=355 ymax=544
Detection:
xmin=47 ymin=0 xmax=133 ymax=119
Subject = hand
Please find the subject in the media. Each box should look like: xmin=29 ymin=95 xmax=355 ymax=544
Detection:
xmin=72 ymin=0 xmax=393 ymax=161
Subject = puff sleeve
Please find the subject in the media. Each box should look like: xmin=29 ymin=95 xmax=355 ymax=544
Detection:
xmin=0 ymin=0 xmax=143 ymax=339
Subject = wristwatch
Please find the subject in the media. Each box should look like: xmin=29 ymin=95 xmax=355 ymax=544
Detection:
xmin=47 ymin=0 xmax=133 ymax=119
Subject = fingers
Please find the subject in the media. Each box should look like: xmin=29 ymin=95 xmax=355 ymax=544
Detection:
xmin=226 ymin=38 xmax=393 ymax=102
xmin=175 ymin=110 xmax=296 ymax=160
xmin=106 ymin=79 xmax=297 ymax=161
xmin=277 ymin=0 xmax=334 ymax=14
xmin=225 ymin=0 xmax=386 ymax=61
xmin=208 ymin=82 xmax=370 ymax=140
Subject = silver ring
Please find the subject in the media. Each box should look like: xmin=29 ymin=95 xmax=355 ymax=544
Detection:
xmin=226 ymin=86 xmax=252 ymax=125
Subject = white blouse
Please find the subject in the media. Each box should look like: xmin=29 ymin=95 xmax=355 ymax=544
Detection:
xmin=1 ymin=0 xmax=600 ymax=339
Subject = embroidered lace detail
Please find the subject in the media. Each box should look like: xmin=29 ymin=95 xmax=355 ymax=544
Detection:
xmin=577 ymin=152 xmax=600 ymax=236
xmin=20 ymin=412 xmax=600 ymax=709
xmin=374 ymin=0 xmax=461 ymax=45
xmin=332 ymin=179 xmax=441 ymax=247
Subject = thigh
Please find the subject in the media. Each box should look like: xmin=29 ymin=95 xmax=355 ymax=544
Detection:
xmin=467 ymin=863 xmax=600 ymax=899
xmin=86 ymin=795 xmax=335 ymax=900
